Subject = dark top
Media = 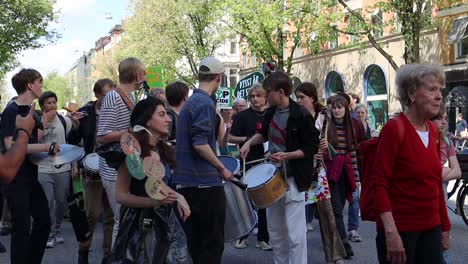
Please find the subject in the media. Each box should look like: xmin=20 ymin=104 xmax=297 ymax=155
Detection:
xmin=68 ymin=101 xmax=98 ymax=155
xmin=167 ymin=107 xmax=178 ymax=141
xmin=130 ymin=162 xmax=172 ymax=197
xmin=1 ymin=102 xmax=42 ymax=184
xmin=257 ymin=99 xmax=320 ymax=192
xmin=231 ymin=108 xmax=265 ymax=161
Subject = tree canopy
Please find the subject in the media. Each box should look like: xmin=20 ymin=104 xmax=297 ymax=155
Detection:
xmin=43 ymin=71 xmax=75 ymax=108
xmin=116 ymin=0 xmax=227 ymax=85
xmin=0 ymin=0 xmax=58 ymax=78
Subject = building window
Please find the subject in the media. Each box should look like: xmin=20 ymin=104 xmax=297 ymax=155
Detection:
xmin=346 ymin=11 xmax=361 ymax=43
xmin=250 ymin=54 xmax=257 ymax=67
xmin=456 ymin=37 xmax=468 ymax=59
xmin=325 ymin=71 xmax=345 ymax=97
xmin=363 ymin=64 xmax=388 ymax=132
xmin=229 ymin=69 xmax=237 ymax=88
xmin=371 ymin=10 xmax=383 ymax=38
xmin=294 ymin=45 xmax=303 ymax=58
xmin=242 ymin=52 xmax=247 ymax=68
xmin=330 ymin=36 xmax=338 ymax=49
xmin=230 ymin=40 xmax=237 ymax=54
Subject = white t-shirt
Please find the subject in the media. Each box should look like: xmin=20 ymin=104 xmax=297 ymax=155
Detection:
xmin=39 ymin=115 xmax=74 ymax=173
xmin=416 ymin=130 xmax=429 ymax=148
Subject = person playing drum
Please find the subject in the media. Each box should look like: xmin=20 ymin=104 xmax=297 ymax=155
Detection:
xmin=172 ymin=57 xmax=233 ymax=264
xmin=37 ymin=91 xmax=84 ymax=249
xmin=240 ymin=72 xmax=320 ymax=264
xmin=112 ymin=96 xmax=191 ymax=263
xmin=228 ymin=84 xmax=272 ymax=251
xmin=68 ymin=79 xmax=115 ymax=264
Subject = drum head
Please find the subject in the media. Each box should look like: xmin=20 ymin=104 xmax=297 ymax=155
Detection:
xmin=120 ymin=133 xmax=141 ymax=156
xmin=145 ymin=176 xmax=169 ymax=200
xmin=126 ymin=154 xmax=146 ymax=180
xmin=218 ymin=156 xmax=240 ymax=175
xmin=83 ymin=153 xmax=99 ymax=172
xmin=242 ymin=163 xmax=276 ymax=188
xmin=143 ymin=152 xmax=165 ymax=180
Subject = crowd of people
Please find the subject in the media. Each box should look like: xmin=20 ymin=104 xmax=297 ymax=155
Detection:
xmin=0 ymin=58 xmax=464 ymax=264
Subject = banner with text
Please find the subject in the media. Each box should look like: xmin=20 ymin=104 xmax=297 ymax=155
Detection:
xmin=234 ymin=72 xmax=264 ymax=99
xmin=215 ymin=87 xmax=233 ymax=109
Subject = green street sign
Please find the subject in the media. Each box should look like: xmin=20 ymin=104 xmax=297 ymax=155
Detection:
xmin=146 ymin=66 xmax=164 ymax=88
xmin=234 ymin=72 xmax=264 ymax=99
xmin=215 ymin=87 xmax=233 ymax=109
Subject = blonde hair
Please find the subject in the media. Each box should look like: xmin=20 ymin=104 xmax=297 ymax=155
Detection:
xmin=396 ymin=64 xmax=445 ymax=108
xmin=118 ymin=57 xmax=145 ymax=84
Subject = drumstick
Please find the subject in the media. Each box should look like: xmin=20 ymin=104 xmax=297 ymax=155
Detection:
xmin=229 ymin=178 xmax=248 ymax=190
xmin=244 ymin=157 xmax=267 ymax=165
xmin=242 ymin=158 xmax=246 ymax=179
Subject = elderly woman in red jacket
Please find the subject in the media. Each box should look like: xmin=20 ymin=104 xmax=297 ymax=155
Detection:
xmin=372 ymin=64 xmax=450 ymax=264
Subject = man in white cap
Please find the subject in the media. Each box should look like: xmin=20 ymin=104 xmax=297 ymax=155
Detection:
xmin=173 ymin=57 xmax=233 ymax=264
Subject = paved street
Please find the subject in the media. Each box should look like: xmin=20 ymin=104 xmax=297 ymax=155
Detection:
xmin=1 ymin=197 xmax=467 ymax=264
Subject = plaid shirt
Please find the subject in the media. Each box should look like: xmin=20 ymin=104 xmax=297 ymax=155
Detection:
xmin=173 ymin=89 xmax=222 ymax=187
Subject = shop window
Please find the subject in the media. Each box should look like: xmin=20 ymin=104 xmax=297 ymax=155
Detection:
xmin=363 ymin=64 xmax=388 ymax=132
xmin=325 ymin=71 xmax=345 ymax=97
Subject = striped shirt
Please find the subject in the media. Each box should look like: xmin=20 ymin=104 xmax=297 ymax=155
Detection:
xmin=97 ymin=90 xmax=132 ymax=181
xmin=334 ymin=122 xmax=359 ymax=180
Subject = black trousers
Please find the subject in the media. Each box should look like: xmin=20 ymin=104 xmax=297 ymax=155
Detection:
xmin=376 ymin=226 xmax=443 ymax=264
xmin=329 ymin=174 xmax=347 ymax=242
xmin=179 ymin=186 xmax=225 ymax=264
xmin=6 ymin=181 xmax=51 ymax=264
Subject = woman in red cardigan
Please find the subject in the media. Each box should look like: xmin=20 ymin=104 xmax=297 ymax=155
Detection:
xmin=372 ymin=64 xmax=450 ymax=264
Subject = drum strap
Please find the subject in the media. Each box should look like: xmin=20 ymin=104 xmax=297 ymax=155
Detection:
xmin=115 ymin=87 xmax=135 ymax=111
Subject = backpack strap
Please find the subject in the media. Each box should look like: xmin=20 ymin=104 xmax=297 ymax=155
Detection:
xmin=57 ymin=114 xmax=68 ymax=142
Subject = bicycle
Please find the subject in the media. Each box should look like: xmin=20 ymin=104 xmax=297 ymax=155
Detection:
xmin=446 ymin=153 xmax=468 ymax=226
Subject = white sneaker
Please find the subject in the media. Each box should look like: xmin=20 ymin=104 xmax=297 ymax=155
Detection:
xmin=256 ymin=241 xmax=272 ymax=251
xmin=234 ymin=238 xmax=247 ymax=249
xmin=46 ymin=236 xmax=57 ymax=248
xmin=307 ymin=223 xmax=314 ymax=232
xmin=348 ymin=230 xmax=362 ymax=242
xmin=250 ymin=227 xmax=258 ymax=235
xmin=55 ymin=233 xmax=64 ymax=244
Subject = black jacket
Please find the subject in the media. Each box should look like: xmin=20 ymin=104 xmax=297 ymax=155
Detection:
xmin=258 ymin=99 xmax=320 ymax=192
xmin=68 ymin=101 xmax=97 ymax=155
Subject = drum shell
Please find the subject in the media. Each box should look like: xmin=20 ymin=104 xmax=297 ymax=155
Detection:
xmin=245 ymin=169 xmax=287 ymax=209
xmin=83 ymin=153 xmax=99 ymax=173
xmin=224 ymin=181 xmax=257 ymax=242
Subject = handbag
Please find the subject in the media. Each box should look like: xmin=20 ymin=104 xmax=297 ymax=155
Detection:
xmin=96 ymin=142 xmax=126 ymax=170
xmin=95 ymin=87 xmax=134 ymax=170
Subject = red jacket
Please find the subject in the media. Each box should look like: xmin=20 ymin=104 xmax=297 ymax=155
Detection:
xmin=372 ymin=113 xmax=450 ymax=232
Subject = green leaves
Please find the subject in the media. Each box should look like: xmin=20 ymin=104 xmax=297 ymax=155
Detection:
xmin=0 ymin=0 xmax=57 ymax=76
xmin=116 ymin=0 xmax=227 ymax=86
xmin=43 ymin=71 xmax=75 ymax=108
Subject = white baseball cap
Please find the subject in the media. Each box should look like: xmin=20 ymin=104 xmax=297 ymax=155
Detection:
xmin=199 ymin=57 xmax=224 ymax=74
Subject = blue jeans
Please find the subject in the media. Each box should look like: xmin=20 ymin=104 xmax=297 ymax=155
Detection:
xmin=347 ymin=188 xmax=360 ymax=231
xmin=442 ymin=250 xmax=450 ymax=264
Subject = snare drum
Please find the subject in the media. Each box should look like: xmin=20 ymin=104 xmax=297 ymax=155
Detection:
xmin=242 ymin=163 xmax=287 ymax=208
xmin=83 ymin=153 xmax=99 ymax=173
xmin=218 ymin=155 xmax=240 ymax=175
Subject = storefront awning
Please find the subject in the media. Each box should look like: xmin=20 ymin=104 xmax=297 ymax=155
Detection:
xmin=448 ymin=17 xmax=468 ymax=44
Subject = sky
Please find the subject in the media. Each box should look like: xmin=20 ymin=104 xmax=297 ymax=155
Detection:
xmin=5 ymin=0 xmax=131 ymax=95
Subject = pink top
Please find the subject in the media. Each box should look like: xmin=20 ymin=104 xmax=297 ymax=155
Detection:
xmin=440 ymin=138 xmax=456 ymax=166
